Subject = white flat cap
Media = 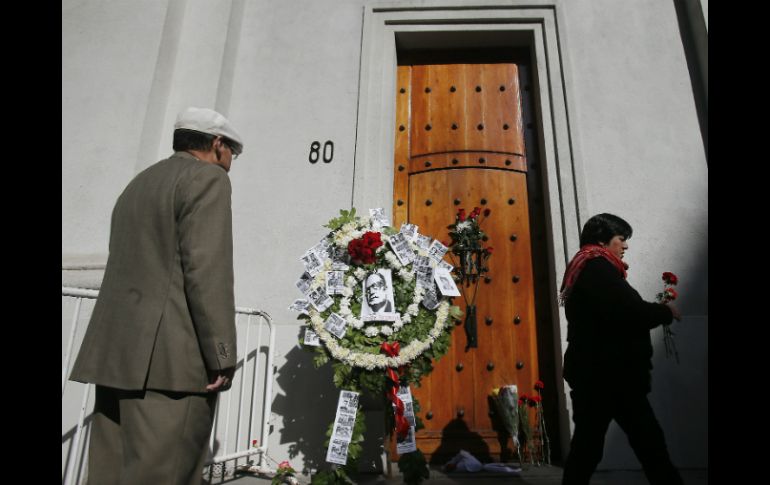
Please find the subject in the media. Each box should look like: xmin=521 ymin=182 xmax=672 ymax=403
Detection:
xmin=174 ymin=107 xmax=243 ymax=155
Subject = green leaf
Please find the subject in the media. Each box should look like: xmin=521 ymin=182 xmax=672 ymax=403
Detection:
xmin=310 ymin=468 xmax=353 ymax=485
xmin=398 ymin=449 xmax=430 ymax=485
xmin=449 ymin=305 xmax=463 ymax=320
xmin=325 ymin=208 xmax=360 ymax=231
xmin=313 ymin=347 xmax=330 ymax=368
xmin=359 ymin=370 xmax=386 ymax=395
xmin=332 ymin=362 xmax=352 ymax=389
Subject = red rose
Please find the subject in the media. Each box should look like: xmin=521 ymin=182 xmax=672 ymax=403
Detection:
xmin=458 ymin=209 xmax=466 ymax=221
xmin=362 ymin=231 xmax=383 ymax=249
xmin=529 ymin=395 xmax=541 ymax=406
xmin=278 ymin=461 xmax=291 ymax=470
xmin=348 ymin=238 xmax=362 ymax=257
xmin=662 ymin=272 xmax=678 ymax=285
xmin=252 ymin=439 xmax=258 ymax=446
xmin=534 ymin=380 xmax=545 ymax=390
xmin=348 ymin=232 xmax=383 ymax=264
xmin=348 ymin=239 xmax=364 ymax=263
xmin=664 ymin=287 xmax=678 ymax=301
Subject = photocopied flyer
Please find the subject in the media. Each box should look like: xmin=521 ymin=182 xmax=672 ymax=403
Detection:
xmin=388 ymin=232 xmax=416 ymax=265
xmin=303 ymin=327 xmax=320 ymax=346
xmin=326 ymin=390 xmax=360 ymax=465
xmin=395 ymin=385 xmax=417 ymax=453
xmin=289 ymin=298 xmax=311 ymax=315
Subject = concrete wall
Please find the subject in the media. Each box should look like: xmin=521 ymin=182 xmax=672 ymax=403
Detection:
xmin=62 ymin=0 xmax=707 ymax=475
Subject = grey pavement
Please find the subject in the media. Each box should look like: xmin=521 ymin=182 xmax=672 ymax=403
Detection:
xmin=219 ymin=466 xmax=708 ymax=485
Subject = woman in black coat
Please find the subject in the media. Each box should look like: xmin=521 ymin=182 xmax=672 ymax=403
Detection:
xmin=560 ymin=213 xmax=683 ymax=485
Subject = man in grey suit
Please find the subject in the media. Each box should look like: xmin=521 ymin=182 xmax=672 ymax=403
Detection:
xmin=70 ymin=107 xmax=244 ymax=485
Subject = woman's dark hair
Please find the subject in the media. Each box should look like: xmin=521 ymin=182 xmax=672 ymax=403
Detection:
xmin=172 ymin=129 xmax=216 ymax=152
xmin=579 ymin=213 xmax=633 ymax=246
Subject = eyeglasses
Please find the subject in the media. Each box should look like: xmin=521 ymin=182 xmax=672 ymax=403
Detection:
xmin=366 ymin=282 xmax=386 ymax=292
xmin=221 ymin=139 xmax=239 ymax=159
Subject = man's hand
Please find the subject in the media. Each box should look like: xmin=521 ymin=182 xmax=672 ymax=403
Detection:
xmin=206 ymin=367 xmax=236 ymax=392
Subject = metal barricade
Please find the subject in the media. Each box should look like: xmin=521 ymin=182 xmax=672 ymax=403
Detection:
xmin=61 ymin=287 xmax=276 ymax=485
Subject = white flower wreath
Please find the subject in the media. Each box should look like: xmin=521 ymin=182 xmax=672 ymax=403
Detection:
xmin=295 ymin=209 xmax=457 ymax=370
xmin=308 ymin=300 xmax=451 ymax=369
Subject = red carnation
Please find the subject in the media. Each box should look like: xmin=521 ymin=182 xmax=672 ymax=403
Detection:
xmin=534 ymin=380 xmax=545 ymax=390
xmin=664 ymin=287 xmax=678 ymax=301
xmin=362 ymin=231 xmax=383 ymax=249
xmin=348 ymin=232 xmax=381 ymax=265
xmin=662 ymin=272 xmax=678 ymax=285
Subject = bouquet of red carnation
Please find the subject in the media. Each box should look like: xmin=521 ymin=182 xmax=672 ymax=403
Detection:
xmin=532 ymin=380 xmax=551 ymax=465
xmin=347 ymin=231 xmax=383 ymax=265
xmin=655 ymin=271 xmax=679 ymax=363
xmin=517 ymin=393 xmax=533 ymax=465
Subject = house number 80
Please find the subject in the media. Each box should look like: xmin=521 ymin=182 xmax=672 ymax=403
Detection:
xmin=309 ymin=140 xmax=334 ymax=164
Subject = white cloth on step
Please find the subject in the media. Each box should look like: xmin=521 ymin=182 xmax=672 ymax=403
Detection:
xmin=445 ymin=450 xmax=483 ymax=472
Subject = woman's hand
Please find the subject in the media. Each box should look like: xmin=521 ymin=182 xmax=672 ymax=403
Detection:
xmin=666 ymin=302 xmax=682 ymax=322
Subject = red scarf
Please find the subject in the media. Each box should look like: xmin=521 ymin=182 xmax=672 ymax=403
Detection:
xmin=559 ymin=244 xmax=628 ymax=305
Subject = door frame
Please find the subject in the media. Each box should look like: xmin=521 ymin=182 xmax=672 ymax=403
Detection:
xmin=353 ymin=1 xmax=586 ymax=460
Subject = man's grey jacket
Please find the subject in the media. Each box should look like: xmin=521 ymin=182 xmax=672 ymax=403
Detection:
xmin=70 ymin=151 xmax=237 ymax=393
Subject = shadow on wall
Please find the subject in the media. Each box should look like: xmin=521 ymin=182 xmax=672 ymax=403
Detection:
xmin=598 ymin=223 xmax=708 ymax=470
xmin=62 ymin=417 xmax=93 ymax=485
xmin=647 ymin=230 xmax=707 ymax=470
xmin=272 ymin=343 xmax=336 ymax=474
xmin=271 ymin=340 xmax=390 ymax=475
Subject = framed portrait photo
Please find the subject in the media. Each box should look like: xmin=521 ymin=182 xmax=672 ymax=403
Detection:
xmin=361 ymin=269 xmax=397 ymax=321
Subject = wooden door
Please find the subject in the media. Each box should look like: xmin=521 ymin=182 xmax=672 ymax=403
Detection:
xmin=392 ymin=62 xmax=539 ymax=463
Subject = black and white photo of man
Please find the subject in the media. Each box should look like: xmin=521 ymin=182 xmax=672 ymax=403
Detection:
xmin=434 ymin=266 xmax=460 ymax=297
xmin=361 ymin=269 xmax=397 ymax=320
xmin=438 ymin=275 xmax=454 ymax=292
